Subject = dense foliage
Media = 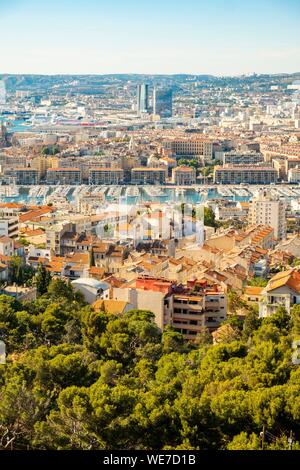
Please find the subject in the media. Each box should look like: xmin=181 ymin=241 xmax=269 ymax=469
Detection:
xmin=1 ymin=279 xmax=300 ymax=450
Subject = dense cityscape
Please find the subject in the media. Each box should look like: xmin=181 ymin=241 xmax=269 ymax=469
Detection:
xmin=0 ymin=72 xmax=300 ymax=452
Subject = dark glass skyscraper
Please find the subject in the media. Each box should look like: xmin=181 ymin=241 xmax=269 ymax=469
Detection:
xmin=137 ymin=84 xmax=149 ymax=113
xmin=153 ymin=87 xmax=173 ymax=118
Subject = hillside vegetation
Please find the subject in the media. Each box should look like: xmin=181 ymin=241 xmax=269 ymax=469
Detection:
xmin=1 ymin=279 xmax=300 ymax=450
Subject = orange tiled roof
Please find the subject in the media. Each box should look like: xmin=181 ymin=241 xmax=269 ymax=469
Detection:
xmin=244 ymin=286 xmax=264 ymax=296
xmin=266 ymin=270 xmax=300 ymax=293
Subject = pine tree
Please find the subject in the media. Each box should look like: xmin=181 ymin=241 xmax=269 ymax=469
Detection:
xmin=35 ymin=264 xmax=51 ymax=296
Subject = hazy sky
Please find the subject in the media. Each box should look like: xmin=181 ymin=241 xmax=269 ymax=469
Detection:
xmin=1 ymin=0 xmax=300 ymax=75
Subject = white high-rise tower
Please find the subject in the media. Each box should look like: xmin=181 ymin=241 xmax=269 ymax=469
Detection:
xmin=249 ymin=190 xmax=286 ymax=240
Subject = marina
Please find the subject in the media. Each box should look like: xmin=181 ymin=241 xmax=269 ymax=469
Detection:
xmin=2 ymin=184 xmax=300 ymax=206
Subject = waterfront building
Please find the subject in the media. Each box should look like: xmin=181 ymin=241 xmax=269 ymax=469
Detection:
xmin=214 ymin=165 xmax=278 ymax=184
xmin=31 ymin=155 xmax=57 ymax=181
xmin=14 ymin=168 xmax=38 ymax=185
xmin=131 ymin=167 xmax=166 ymax=184
xmin=172 ymin=165 xmax=196 ymax=185
xmin=46 ymin=167 xmax=82 ymax=185
xmin=89 ymin=168 xmax=124 ymax=185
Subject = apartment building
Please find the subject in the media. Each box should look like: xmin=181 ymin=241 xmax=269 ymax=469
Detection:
xmin=71 ymin=278 xmax=110 ymax=304
xmin=250 ymin=226 xmax=275 ymax=249
xmin=215 ymin=203 xmax=247 ymax=221
xmin=285 ymin=158 xmax=300 ymax=176
xmin=166 ymin=139 xmax=213 ymax=162
xmin=89 ymin=168 xmax=124 ymax=185
xmin=0 ymin=215 xmax=19 ymax=238
xmin=55 ymin=157 xmax=102 ymax=182
xmin=222 ymin=151 xmax=264 ymax=166
xmin=46 ymin=222 xmax=74 ymax=255
xmin=46 ymin=167 xmax=82 ymax=185
xmin=249 ymin=191 xmax=286 ymax=240
xmin=113 ymin=277 xmax=174 ymax=329
xmin=272 ymin=158 xmax=287 ymax=181
xmin=92 ymin=243 xmax=129 ymax=274
xmin=259 ymin=269 xmax=300 ymax=317
xmin=0 ymin=236 xmax=14 ymax=256
xmin=14 ymin=168 xmax=38 ymax=185
xmin=171 ymin=280 xmax=227 ymax=339
xmin=131 ymin=167 xmax=166 ymax=184
xmin=261 ymin=143 xmax=300 ymax=162
xmin=159 ymin=156 xmax=177 ymax=176
xmin=288 ymin=166 xmax=300 ymax=183
xmin=214 ymin=165 xmax=278 ymax=184
xmin=31 ymin=155 xmax=58 ymax=181
xmin=113 ymin=276 xmax=226 ymax=340
xmin=172 ymin=166 xmax=196 ymax=185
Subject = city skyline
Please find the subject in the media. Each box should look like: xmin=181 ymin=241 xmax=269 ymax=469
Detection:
xmin=0 ymin=0 xmax=300 ymax=75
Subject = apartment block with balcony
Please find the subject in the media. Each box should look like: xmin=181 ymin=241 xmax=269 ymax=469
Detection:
xmin=214 ymin=165 xmax=278 ymax=184
xmin=30 ymin=155 xmax=57 ymax=181
xmin=0 ymin=215 xmax=19 ymax=238
xmin=249 ymin=190 xmax=286 ymax=240
xmin=46 ymin=222 xmax=74 ymax=256
xmin=14 ymin=168 xmax=38 ymax=185
xmin=222 ymin=151 xmax=264 ymax=166
xmin=131 ymin=167 xmax=166 ymax=184
xmin=89 ymin=168 xmax=124 ymax=185
xmin=46 ymin=167 xmax=82 ymax=185
xmin=170 ymin=281 xmax=227 ymax=340
xmin=113 ymin=277 xmax=226 ymax=340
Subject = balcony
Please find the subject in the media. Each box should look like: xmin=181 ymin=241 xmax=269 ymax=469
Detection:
xmin=172 ymin=322 xmax=202 ymax=331
xmin=173 ymin=302 xmax=204 ymax=311
xmin=205 ymin=302 xmax=222 ymax=311
xmin=173 ymin=312 xmax=204 ymax=322
xmin=204 ymin=319 xmax=221 ymax=328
